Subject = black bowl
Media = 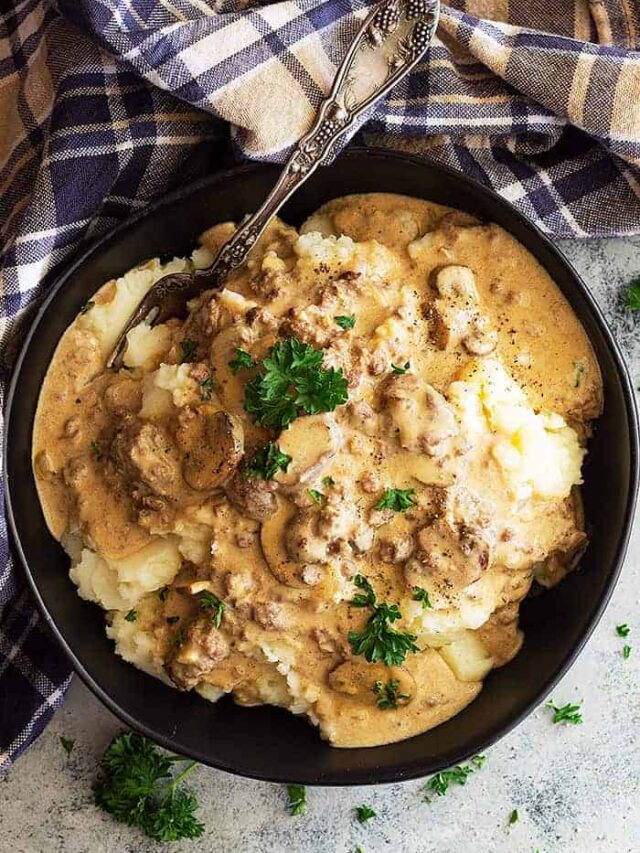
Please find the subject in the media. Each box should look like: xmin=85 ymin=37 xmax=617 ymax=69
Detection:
xmin=5 ymin=149 xmax=638 ymax=785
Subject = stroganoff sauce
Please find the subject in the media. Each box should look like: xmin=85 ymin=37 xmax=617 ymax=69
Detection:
xmin=33 ymin=194 xmax=602 ymax=747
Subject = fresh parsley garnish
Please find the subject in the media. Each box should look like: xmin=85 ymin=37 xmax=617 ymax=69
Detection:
xmin=391 ymin=361 xmax=410 ymax=374
xmin=412 ymin=587 xmax=432 ymax=609
xmin=624 ymin=278 xmax=640 ymax=310
xmin=93 ymin=732 xmax=204 ymax=842
xmin=228 ymin=348 xmax=257 ymax=374
xmin=124 ymin=609 xmax=138 ymax=623
xmin=199 ymin=591 xmax=225 ymax=628
xmin=424 ymin=755 xmax=485 ymax=801
xmin=547 ymin=700 xmax=583 ymax=725
xmin=616 ymin=623 xmax=630 ymax=637
xmin=322 ymin=475 xmax=335 ymax=487
xmin=180 ymin=339 xmax=197 ymax=363
xmin=242 ymin=338 xmax=348 ymax=430
xmin=287 ymin=784 xmax=307 ymax=816
xmin=60 ymin=736 xmax=75 ymax=756
xmin=308 ymin=489 xmax=324 ymax=504
xmin=376 ymin=488 xmax=416 ymax=513
xmin=199 ymin=377 xmax=214 ymax=401
xmin=80 ymin=300 xmax=95 ymax=315
xmin=509 ymin=808 xmax=519 ymax=825
xmin=335 ymin=315 xmax=356 ymax=330
xmin=348 ymin=575 xmax=418 ymax=667
xmin=356 ymin=804 xmax=376 ymax=823
xmin=245 ymin=441 xmax=291 ymax=480
xmin=623 ymin=644 xmax=632 ymax=659
xmin=373 ymin=678 xmax=410 ymax=710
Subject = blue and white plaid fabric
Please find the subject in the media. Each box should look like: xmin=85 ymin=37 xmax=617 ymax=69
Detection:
xmin=2 ymin=0 xmax=640 ymax=771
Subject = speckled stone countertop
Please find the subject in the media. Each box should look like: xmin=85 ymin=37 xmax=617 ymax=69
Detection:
xmin=1 ymin=238 xmax=639 ymax=853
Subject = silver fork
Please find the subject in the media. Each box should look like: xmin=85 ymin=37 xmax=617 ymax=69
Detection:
xmin=107 ymin=0 xmax=440 ymax=370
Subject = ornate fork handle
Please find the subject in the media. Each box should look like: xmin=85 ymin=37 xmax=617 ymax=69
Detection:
xmin=206 ymin=0 xmax=439 ymax=285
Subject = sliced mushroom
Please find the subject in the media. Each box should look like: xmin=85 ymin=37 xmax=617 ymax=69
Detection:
xmin=384 ymin=374 xmax=458 ymax=456
xmin=225 ymin=469 xmax=277 ymax=521
xmin=463 ymin=316 xmax=498 ymax=356
xmin=260 ymin=499 xmax=307 ymax=588
xmin=111 ymin=417 xmax=184 ymax=499
xmin=274 ymin=414 xmax=341 ymax=485
xmin=179 ymin=410 xmax=244 ymax=491
xmin=433 ymin=265 xmax=479 ymax=303
xmin=165 ymin=613 xmax=230 ymax=690
xmin=429 ymin=265 xmax=497 ymax=352
xmin=328 ymin=658 xmax=415 ymax=706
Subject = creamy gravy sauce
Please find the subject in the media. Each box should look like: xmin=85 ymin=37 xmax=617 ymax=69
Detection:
xmin=33 ymin=193 xmax=601 ymax=748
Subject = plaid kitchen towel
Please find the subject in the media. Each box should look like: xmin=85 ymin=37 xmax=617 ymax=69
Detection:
xmin=2 ymin=0 xmax=640 ymax=771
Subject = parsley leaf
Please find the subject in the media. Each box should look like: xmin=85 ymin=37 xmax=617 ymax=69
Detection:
xmin=308 ymin=488 xmax=324 ymax=504
xmin=335 ymin=315 xmax=356 ymax=330
xmin=245 ymin=441 xmax=291 ymax=480
xmin=391 ymin=361 xmax=410 ymax=374
xmin=348 ymin=575 xmax=418 ymax=667
xmin=243 ymin=338 xmax=348 ymax=430
xmin=623 ymin=644 xmax=632 ymax=659
xmin=356 ymin=804 xmax=376 ymax=823
xmin=199 ymin=377 xmax=214 ymax=401
xmin=124 ymin=609 xmax=138 ymax=623
xmin=60 ymin=736 xmax=75 ymax=756
xmin=616 ymin=623 xmax=630 ymax=637
xmin=624 ymin=278 xmax=640 ymax=310
xmin=547 ymin=700 xmax=583 ymax=725
xmin=93 ymin=732 xmax=204 ymax=842
xmin=199 ymin=592 xmax=225 ymax=628
xmin=287 ymin=784 xmax=307 ymax=816
xmin=180 ymin=339 xmax=197 ymax=363
xmin=412 ymin=587 xmax=432 ymax=609
xmin=424 ymin=756 xmax=485 ymax=801
xmin=228 ymin=348 xmax=257 ymax=374
xmin=509 ymin=808 xmax=519 ymax=825
xmin=373 ymin=678 xmax=410 ymax=710
xmin=376 ymin=488 xmax=416 ymax=513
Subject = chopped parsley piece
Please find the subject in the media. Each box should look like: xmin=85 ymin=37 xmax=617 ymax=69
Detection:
xmin=158 ymin=587 xmax=169 ymax=603
xmin=80 ymin=300 xmax=95 ymax=315
xmin=573 ymin=361 xmax=586 ymax=388
xmin=245 ymin=441 xmax=291 ymax=480
xmin=348 ymin=575 xmax=418 ymax=667
xmin=60 ymin=736 xmax=75 ymax=756
xmin=199 ymin=377 xmax=214 ymax=401
xmin=124 ymin=609 xmax=138 ymax=623
xmin=509 ymin=808 xmax=519 ymax=825
xmin=391 ymin=361 xmax=410 ymax=374
xmin=335 ymin=314 xmax=356 ymax=330
xmin=376 ymin=487 xmax=417 ymax=513
xmin=228 ymin=348 xmax=257 ymax=374
xmin=616 ymin=623 xmax=631 ymax=637
xmin=166 ymin=616 xmax=180 ymax=625
xmin=373 ymin=678 xmax=410 ymax=710
xmin=547 ymin=700 xmax=583 ymax=725
xmin=199 ymin=591 xmax=225 ymax=628
xmin=623 ymin=644 xmax=632 ymax=659
xmin=356 ymin=804 xmax=376 ymax=823
xmin=412 ymin=586 xmax=432 ymax=609
xmin=424 ymin=756 xmax=485 ymax=801
xmin=180 ymin=338 xmax=197 ymax=363
xmin=243 ymin=338 xmax=348 ymax=430
xmin=308 ymin=489 xmax=324 ymax=504
xmin=322 ymin=475 xmax=335 ymax=487
xmin=94 ymin=732 xmax=204 ymax=842
xmin=624 ymin=277 xmax=640 ymax=310
xmin=286 ymin=784 xmax=307 ymax=816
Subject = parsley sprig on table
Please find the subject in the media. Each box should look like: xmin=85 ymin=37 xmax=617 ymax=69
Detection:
xmin=243 ymin=338 xmax=348 ymax=430
xmin=93 ymin=732 xmax=204 ymax=842
xmin=356 ymin=804 xmax=376 ymax=823
xmin=287 ymin=784 xmax=307 ymax=816
xmin=348 ymin=575 xmax=418 ymax=667
xmin=424 ymin=755 xmax=485 ymax=801
xmin=245 ymin=441 xmax=291 ymax=480
xmin=624 ymin=277 xmax=640 ymax=310
xmin=376 ymin=488 xmax=416 ymax=513
xmin=547 ymin=700 xmax=583 ymax=725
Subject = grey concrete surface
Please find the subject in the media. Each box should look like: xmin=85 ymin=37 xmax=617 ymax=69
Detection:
xmin=1 ymin=237 xmax=639 ymax=853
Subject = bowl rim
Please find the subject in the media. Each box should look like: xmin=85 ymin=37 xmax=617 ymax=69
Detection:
xmin=5 ymin=146 xmax=639 ymax=785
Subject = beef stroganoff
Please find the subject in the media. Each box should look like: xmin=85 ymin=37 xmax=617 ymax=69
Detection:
xmin=33 ymin=193 xmax=602 ymax=747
